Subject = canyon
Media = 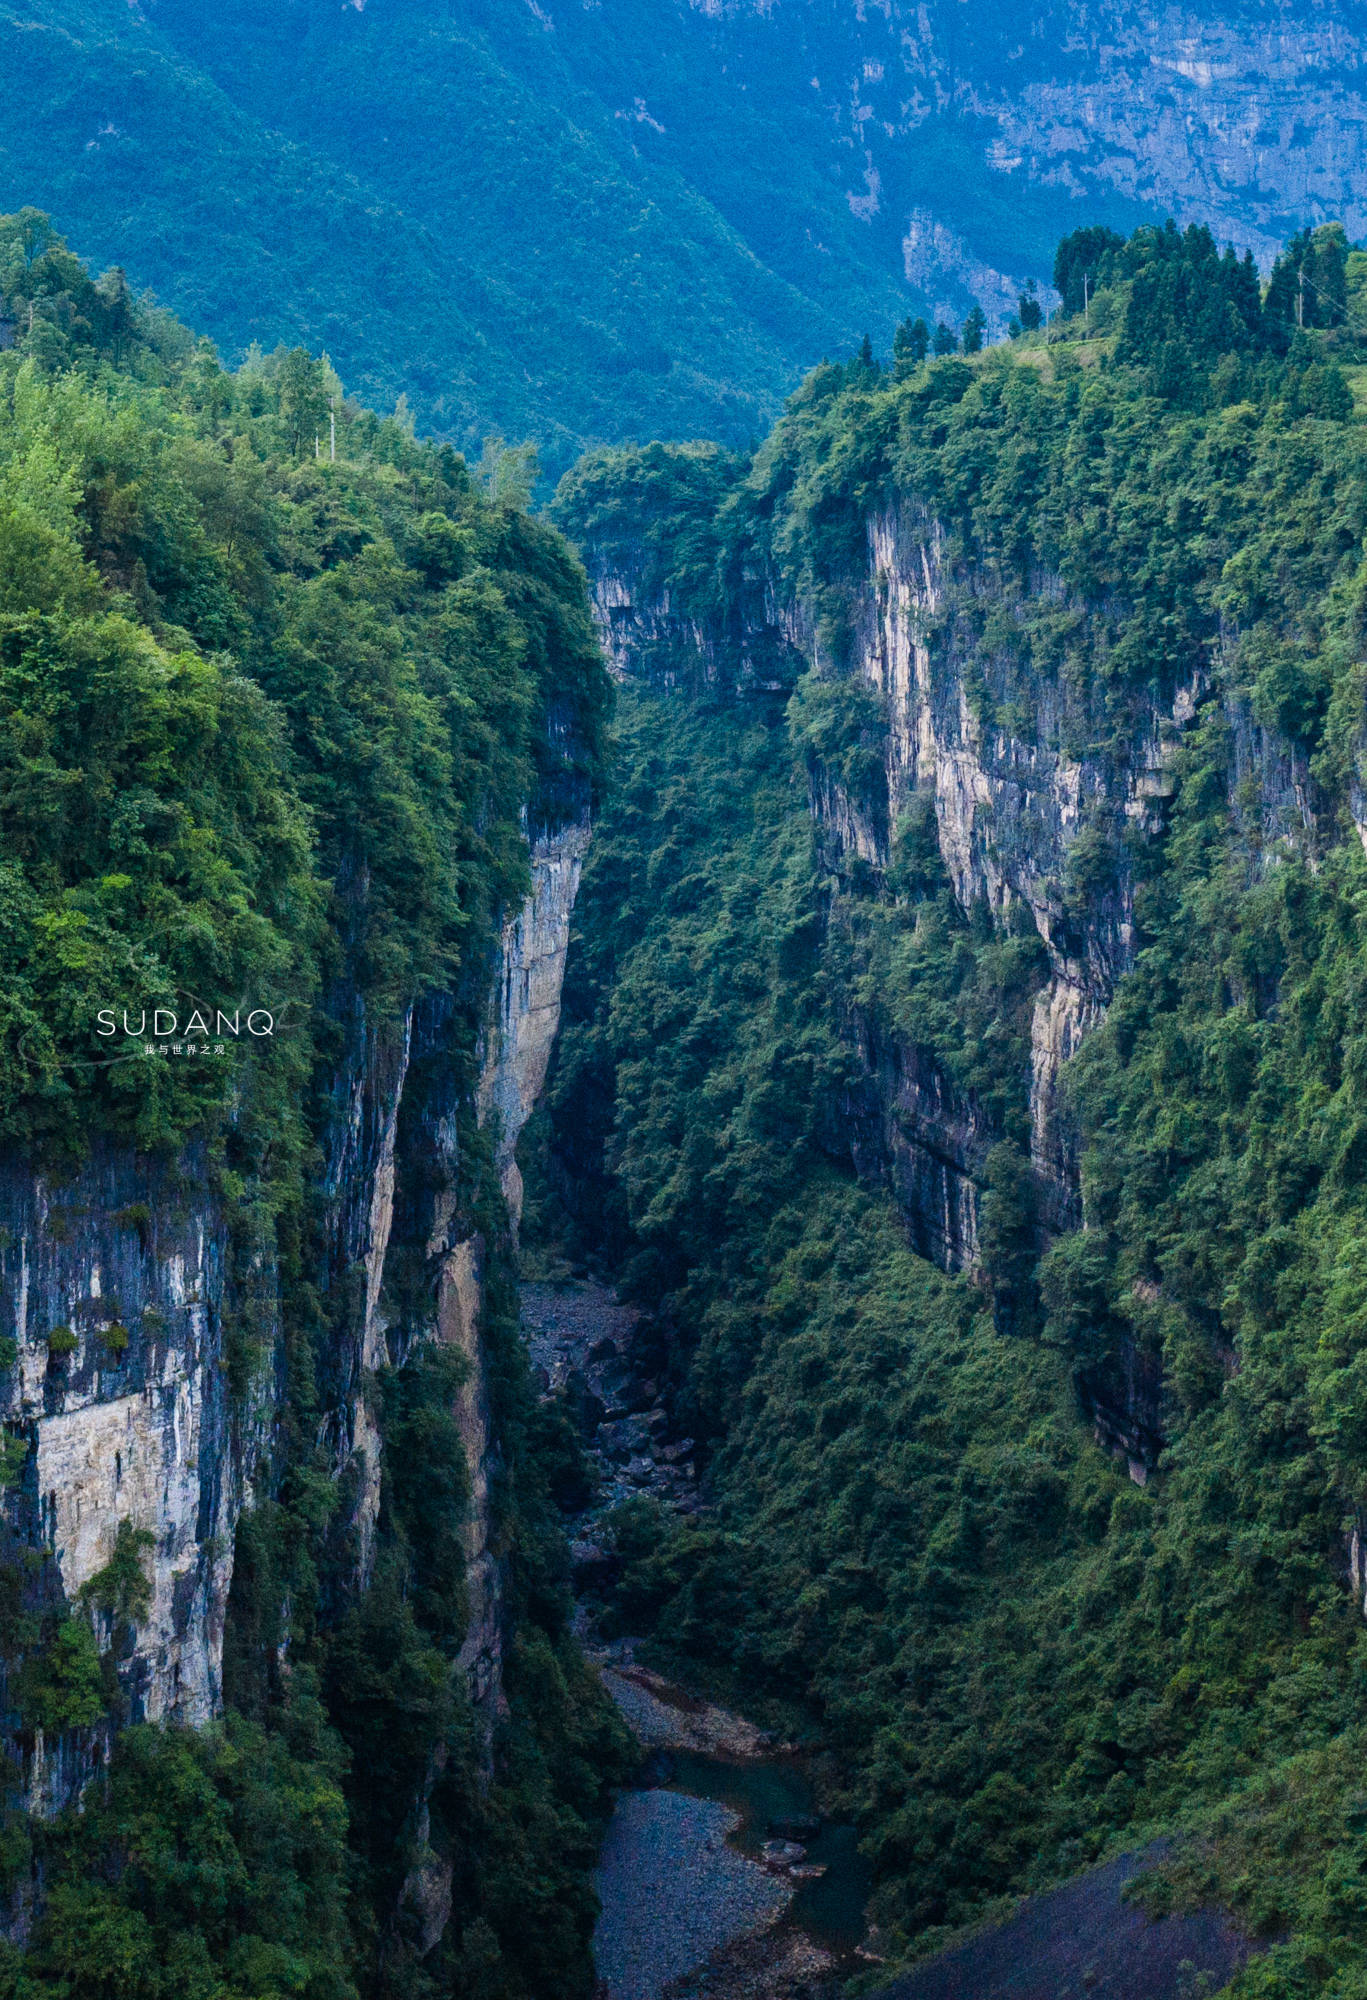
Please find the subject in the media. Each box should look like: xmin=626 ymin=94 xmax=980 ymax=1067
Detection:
xmin=7 ymin=195 xmax=1367 ymax=1990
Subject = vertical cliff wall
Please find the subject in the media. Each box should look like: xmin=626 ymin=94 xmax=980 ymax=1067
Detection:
xmin=848 ymin=503 xmax=1200 ymax=1243
xmin=0 ymin=800 xmax=592 ymax=1821
xmin=480 ymin=817 xmax=593 ymax=1229
xmin=574 ymin=456 xmax=1341 ymax=1483
xmin=579 ymin=504 xmax=1201 ymax=1272
xmin=435 ymin=809 xmax=595 ymax=1724
xmin=0 ymin=1152 xmax=247 ymax=1745
xmin=315 ymin=1002 xmax=416 ymax=1589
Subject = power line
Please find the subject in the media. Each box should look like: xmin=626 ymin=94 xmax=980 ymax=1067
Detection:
xmin=1288 ymin=261 xmax=1367 ymax=340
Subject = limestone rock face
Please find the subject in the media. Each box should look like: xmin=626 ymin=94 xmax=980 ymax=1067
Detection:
xmin=316 ymin=1002 xmax=415 ymax=1588
xmin=668 ymin=1 xmax=1367 ymax=325
xmin=848 ymin=503 xmax=1201 ymax=1245
xmin=0 ymin=794 xmax=591 ymax=1818
xmin=978 ymin=8 xmax=1367 ymax=267
xmin=0 ymin=1149 xmax=249 ymax=1747
xmin=586 ymin=491 xmax=1340 ymax=1473
xmin=586 ymin=555 xmax=806 ymax=698
xmin=0 ymin=1002 xmax=428 ymax=1811
xmin=585 ymin=501 xmax=1202 ymax=1266
xmin=480 ymin=818 xmax=593 ymax=1228
xmin=590 ymin=573 xmax=715 ymax=688
xmin=433 ymin=809 xmax=597 ymax=1736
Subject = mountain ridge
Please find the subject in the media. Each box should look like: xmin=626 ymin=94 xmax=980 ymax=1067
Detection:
xmin=15 ymin=1 xmax=1367 ymax=467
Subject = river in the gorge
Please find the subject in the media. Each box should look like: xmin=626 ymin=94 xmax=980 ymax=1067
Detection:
xmin=520 ymin=1281 xmax=873 ymax=2000
xmin=589 ymin=1689 xmax=875 ymax=2000
xmin=520 ymin=1281 xmax=1268 ymax=2000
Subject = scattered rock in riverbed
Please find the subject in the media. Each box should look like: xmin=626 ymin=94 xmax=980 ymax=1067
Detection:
xmin=600 ymin=1416 xmax=654 ymax=1461
xmin=660 ymin=1924 xmax=839 ymax=2000
xmin=522 ymin=1283 xmax=829 ymax=2000
xmin=601 ymin=1665 xmax=783 ymax=1760
xmin=570 ymin=1537 xmax=617 ymax=1588
xmin=593 ymin=1791 xmax=792 ymax=2000
xmin=521 ymin=1282 xmax=702 ymax=1520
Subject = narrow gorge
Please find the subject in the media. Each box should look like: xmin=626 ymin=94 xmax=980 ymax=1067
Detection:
xmin=528 ymin=234 xmax=1367 ymax=1996
xmin=11 ymin=208 xmax=1367 ymax=2000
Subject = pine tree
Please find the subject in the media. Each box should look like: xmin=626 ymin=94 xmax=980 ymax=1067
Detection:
xmin=893 ymin=317 xmax=930 ymax=376
xmin=962 ymin=304 xmax=987 ymax=354
xmin=850 ymin=332 xmax=879 ymax=384
xmin=1052 ymin=225 xmax=1124 ymax=318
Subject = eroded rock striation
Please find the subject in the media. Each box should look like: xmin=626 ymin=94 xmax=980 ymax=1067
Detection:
xmin=0 ymin=1151 xmax=246 ymax=1747
xmin=574 ymin=445 xmax=1344 ymax=1476
xmin=577 ymin=490 xmax=1299 ymax=1291
xmin=0 ymin=801 xmax=591 ymax=1816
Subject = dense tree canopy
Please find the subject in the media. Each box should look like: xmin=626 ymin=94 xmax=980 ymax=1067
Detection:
xmin=536 ymin=219 xmax=1367 ymax=1993
xmin=0 ymin=213 xmax=623 ymax=2000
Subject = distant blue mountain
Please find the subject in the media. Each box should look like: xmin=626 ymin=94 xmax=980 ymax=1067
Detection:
xmin=3 ymin=0 xmax=1365 ymax=465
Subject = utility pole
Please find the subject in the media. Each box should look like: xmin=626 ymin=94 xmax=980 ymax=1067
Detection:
xmin=1084 ymin=271 xmax=1090 ymax=338
xmin=1297 ymin=259 xmax=1305 ymax=329
xmin=330 ymin=406 xmax=336 ymax=463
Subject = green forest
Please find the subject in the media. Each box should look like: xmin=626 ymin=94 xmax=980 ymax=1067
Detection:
xmin=16 ymin=189 xmax=1367 ymax=2000
xmin=0 ymin=0 xmax=919 ymax=475
xmin=525 ymin=220 xmax=1367 ymax=1995
xmin=0 ymin=208 xmax=628 ymax=2000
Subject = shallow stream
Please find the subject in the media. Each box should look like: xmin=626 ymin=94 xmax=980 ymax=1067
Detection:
xmin=591 ymin=1687 xmax=873 ymax=2000
xmin=663 ymin=1751 xmax=872 ymax=1954
xmin=520 ymin=1283 xmax=870 ymax=1998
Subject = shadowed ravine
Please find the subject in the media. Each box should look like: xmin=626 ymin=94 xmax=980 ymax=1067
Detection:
xmin=521 ymin=1281 xmax=1264 ymax=2000
xmin=521 ymin=1283 xmax=869 ymax=1998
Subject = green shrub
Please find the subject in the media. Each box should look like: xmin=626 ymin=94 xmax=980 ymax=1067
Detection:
xmin=80 ymin=1520 xmax=155 ymax=1627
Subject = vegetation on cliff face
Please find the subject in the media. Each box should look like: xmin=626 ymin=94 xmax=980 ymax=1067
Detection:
xmin=0 ymin=212 xmax=624 ymax=1999
xmin=531 ymin=221 xmax=1367 ymax=1992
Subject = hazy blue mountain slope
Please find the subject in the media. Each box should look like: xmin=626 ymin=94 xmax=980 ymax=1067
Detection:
xmin=0 ymin=0 xmax=906 ymax=469
xmin=0 ymin=0 xmax=508 ymax=432
xmin=6 ymin=0 xmax=1367 ymax=463
xmin=144 ymin=0 xmax=919 ymax=459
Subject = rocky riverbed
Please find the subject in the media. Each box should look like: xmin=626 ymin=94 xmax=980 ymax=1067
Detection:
xmin=594 ymin=1791 xmax=792 ymax=2000
xmin=522 ymin=1280 xmax=1265 ymax=2000
xmin=519 ymin=1281 xmax=859 ymax=2000
xmin=521 ymin=1281 xmax=702 ymax=1538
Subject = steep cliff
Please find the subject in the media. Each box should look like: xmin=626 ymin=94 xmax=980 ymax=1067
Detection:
xmin=838 ymin=502 xmax=1197 ymax=1247
xmin=535 ymin=268 xmax=1367 ymax=1986
xmin=0 ymin=219 xmax=622 ymax=1998
xmin=567 ymin=476 xmax=1155 ymax=1274
xmin=558 ymin=317 xmax=1356 ymax=1326
xmin=0 ymin=1152 xmax=246 ymax=1752
xmin=564 ymin=453 xmax=1340 ymax=1485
